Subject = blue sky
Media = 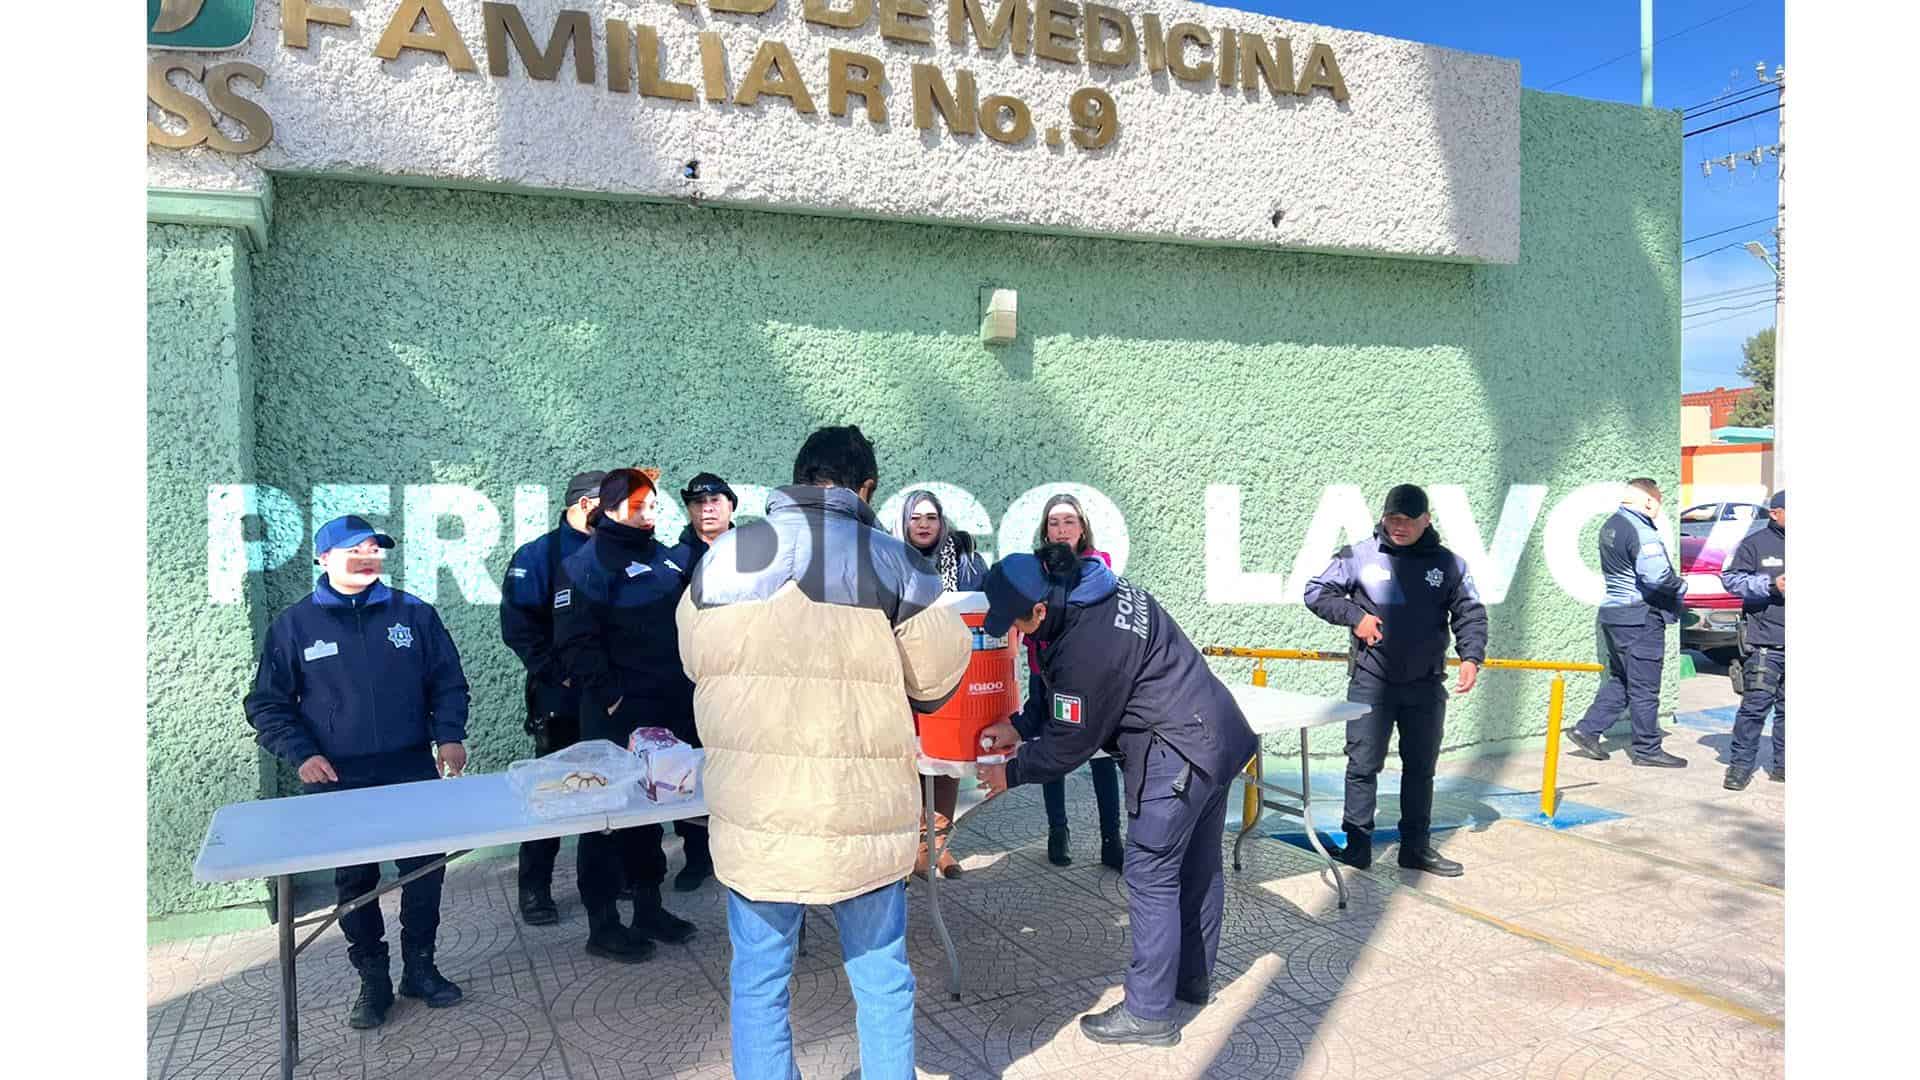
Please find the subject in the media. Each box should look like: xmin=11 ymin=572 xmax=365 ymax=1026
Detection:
xmin=1222 ymin=0 xmax=1785 ymax=393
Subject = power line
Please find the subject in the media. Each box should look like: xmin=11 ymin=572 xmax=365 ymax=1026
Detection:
xmin=1683 ymin=83 xmax=1780 ymax=120
xmin=1685 ymin=285 xmax=1776 ymax=308
xmin=1681 ymin=81 xmax=1777 ymax=115
xmin=1684 ymin=239 xmax=1774 ymax=264
xmin=1541 ymin=1 xmax=1768 ymax=91
xmin=1682 ymin=299 xmax=1776 ymax=322
xmin=1682 ymin=307 xmax=1775 ymax=333
xmin=1684 ymin=217 xmax=1776 ymax=246
xmin=1685 ymin=104 xmax=1783 ymax=138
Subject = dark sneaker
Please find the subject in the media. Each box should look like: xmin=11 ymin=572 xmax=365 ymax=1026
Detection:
xmin=519 ymin=886 xmax=559 ymax=926
xmin=585 ymin=909 xmax=655 ymax=964
xmin=1631 ymin=750 xmax=1688 ymax=768
xmin=1397 ymin=846 xmax=1464 ymax=877
xmin=1079 ymin=1001 xmax=1180 ymax=1047
xmin=1100 ymin=831 xmax=1125 ymax=872
xmin=1566 ymin=731 xmax=1609 ymax=761
xmin=1047 ymin=826 xmax=1073 ymax=867
xmin=398 ymin=949 xmax=463 ymax=1008
xmin=1768 ymin=766 xmax=1785 ymax=783
xmin=1724 ymin=766 xmax=1754 ymax=791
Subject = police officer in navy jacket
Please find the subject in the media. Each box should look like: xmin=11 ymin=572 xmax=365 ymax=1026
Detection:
xmin=1567 ymin=478 xmax=1690 ymax=768
xmin=500 ymin=470 xmax=602 ymax=926
xmin=976 ymin=545 xmax=1259 ymax=1049
xmin=1304 ymin=484 xmax=1488 ymax=877
xmin=1719 ymin=489 xmax=1786 ymax=789
xmin=244 ymin=515 xmax=471 ymax=1031
xmin=552 ymin=468 xmax=701 ymax=964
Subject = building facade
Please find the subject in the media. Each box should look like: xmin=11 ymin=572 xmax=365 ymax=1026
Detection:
xmin=148 ymin=2 xmax=1681 ymax=916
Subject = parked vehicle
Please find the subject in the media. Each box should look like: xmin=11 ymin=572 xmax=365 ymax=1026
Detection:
xmin=1677 ymin=501 xmax=1767 ymax=662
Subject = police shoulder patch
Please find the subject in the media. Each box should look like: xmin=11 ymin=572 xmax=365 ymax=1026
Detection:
xmin=553 ymin=588 xmax=572 ymax=609
xmin=508 ymin=567 xmax=528 ymax=579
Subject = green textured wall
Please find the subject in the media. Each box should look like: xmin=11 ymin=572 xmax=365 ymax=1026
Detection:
xmin=148 ymin=224 xmax=271 ymax=915
xmin=147 ymin=91 xmax=1680 ymax=915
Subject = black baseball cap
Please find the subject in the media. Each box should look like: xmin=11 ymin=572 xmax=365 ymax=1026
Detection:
xmin=1383 ymin=484 xmax=1429 ymax=519
xmin=681 ymin=472 xmax=737 ymax=508
xmin=564 ymin=470 xmax=607 ymax=505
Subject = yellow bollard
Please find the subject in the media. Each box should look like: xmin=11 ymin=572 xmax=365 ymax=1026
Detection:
xmin=1243 ymin=661 xmax=1269 ymax=825
xmin=1540 ymin=674 xmax=1567 ymax=820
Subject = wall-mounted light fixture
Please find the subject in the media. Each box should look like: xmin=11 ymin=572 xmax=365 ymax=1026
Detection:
xmin=980 ymin=288 xmax=1017 ymax=346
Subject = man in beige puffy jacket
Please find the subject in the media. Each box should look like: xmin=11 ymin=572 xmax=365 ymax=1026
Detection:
xmin=677 ymin=425 xmax=970 ymax=1080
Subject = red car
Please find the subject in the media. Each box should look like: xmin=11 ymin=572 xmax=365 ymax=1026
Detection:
xmin=1677 ymin=501 xmax=1767 ymax=654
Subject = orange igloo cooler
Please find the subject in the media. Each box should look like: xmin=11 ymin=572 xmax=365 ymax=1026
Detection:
xmin=917 ymin=592 xmax=1020 ymax=762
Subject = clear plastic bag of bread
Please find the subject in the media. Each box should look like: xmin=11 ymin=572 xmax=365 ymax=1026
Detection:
xmin=508 ymin=739 xmax=643 ymax=819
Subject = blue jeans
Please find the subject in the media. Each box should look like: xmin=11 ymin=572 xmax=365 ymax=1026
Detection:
xmin=727 ymin=882 xmax=915 ymax=1080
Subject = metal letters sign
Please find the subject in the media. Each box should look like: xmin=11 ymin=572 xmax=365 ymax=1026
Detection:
xmin=148 ymin=0 xmax=256 ymax=51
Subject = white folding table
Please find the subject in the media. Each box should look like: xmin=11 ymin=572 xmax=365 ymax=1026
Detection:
xmin=192 ymin=772 xmax=707 ymax=1080
xmin=914 ymin=683 xmax=1371 ymax=1000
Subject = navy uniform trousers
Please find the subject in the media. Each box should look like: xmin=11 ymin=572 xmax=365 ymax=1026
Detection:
xmin=1573 ymin=612 xmax=1668 ymax=759
xmin=303 ymin=749 xmax=446 ymax=966
xmin=1122 ymin=740 xmax=1232 ymax=1021
xmin=1731 ymin=648 xmax=1785 ymax=771
xmin=1341 ymin=686 xmax=1445 ymax=855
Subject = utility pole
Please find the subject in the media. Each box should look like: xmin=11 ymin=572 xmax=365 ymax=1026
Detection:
xmin=1641 ymin=0 xmax=1654 ymax=107
xmin=1700 ymin=61 xmax=1784 ymax=488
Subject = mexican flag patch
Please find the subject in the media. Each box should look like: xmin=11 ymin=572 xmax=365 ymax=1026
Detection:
xmin=1053 ymin=693 xmax=1084 ymax=726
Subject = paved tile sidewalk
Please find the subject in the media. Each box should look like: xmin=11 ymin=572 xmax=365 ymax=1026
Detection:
xmin=149 ymin=681 xmax=1783 ymax=1079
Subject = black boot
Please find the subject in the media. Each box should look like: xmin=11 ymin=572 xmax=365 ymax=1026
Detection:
xmin=1631 ymin=750 xmax=1688 ymax=768
xmin=398 ymin=944 xmax=463 ymax=1008
xmin=631 ymin=887 xmax=698 ymax=945
xmin=585 ymin=906 xmax=655 ymax=964
xmin=1768 ymin=765 xmax=1785 ymax=783
xmin=1047 ymin=826 xmax=1073 ymax=866
xmin=1723 ymin=766 xmax=1754 ymax=791
xmin=1079 ymin=1001 xmax=1180 ymax=1047
xmin=346 ymin=949 xmax=394 ymax=1030
xmin=519 ymin=885 xmax=559 ymax=926
xmin=1100 ymin=830 xmax=1125 ymax=872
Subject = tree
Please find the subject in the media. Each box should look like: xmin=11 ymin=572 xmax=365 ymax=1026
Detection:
xmin=1727 ymin=327 xmax=1774 ymax=428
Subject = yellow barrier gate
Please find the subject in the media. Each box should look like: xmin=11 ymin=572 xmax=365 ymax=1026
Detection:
xmin=1202 ymin=647 xmax=1604 ymax=822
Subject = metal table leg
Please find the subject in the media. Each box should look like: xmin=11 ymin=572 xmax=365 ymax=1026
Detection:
xmin=1232 ymin=754 xmax=1264 ymax=872
xmin=1294 ymin=729 xmax=1348 ymax=910
xmin=277 ymin=873 xmax=298 ymax=1080
xmin=923 ymin=772 xmax=962 ymax=1000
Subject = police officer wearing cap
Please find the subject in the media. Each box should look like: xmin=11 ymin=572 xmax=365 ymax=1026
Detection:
xmin=500 ymin=470 xmax=603 ymax=925
xmin=976 ymin=545 xmax=1259 ymax=1048
xmin=665 ymin=471 xmax=737 ymax=891
xmin=552 ymin=468 xmax=701 ymax=963
xmin=1567 ymin=478 xmax=1690 ymax=768
xmin=244 ymin=515 xmax=471 ymax=1030
xmin=1719 ymin=490 xmax=1786 ymax=789
xmin=1303 ymin=484 xmax=1489 ymax=877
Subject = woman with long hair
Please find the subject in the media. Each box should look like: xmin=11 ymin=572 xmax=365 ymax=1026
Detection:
xmin=898 ymin=489 xmax=987 ymax=878
xmin=1030 ymin=495 xmax=1123 ymax=869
